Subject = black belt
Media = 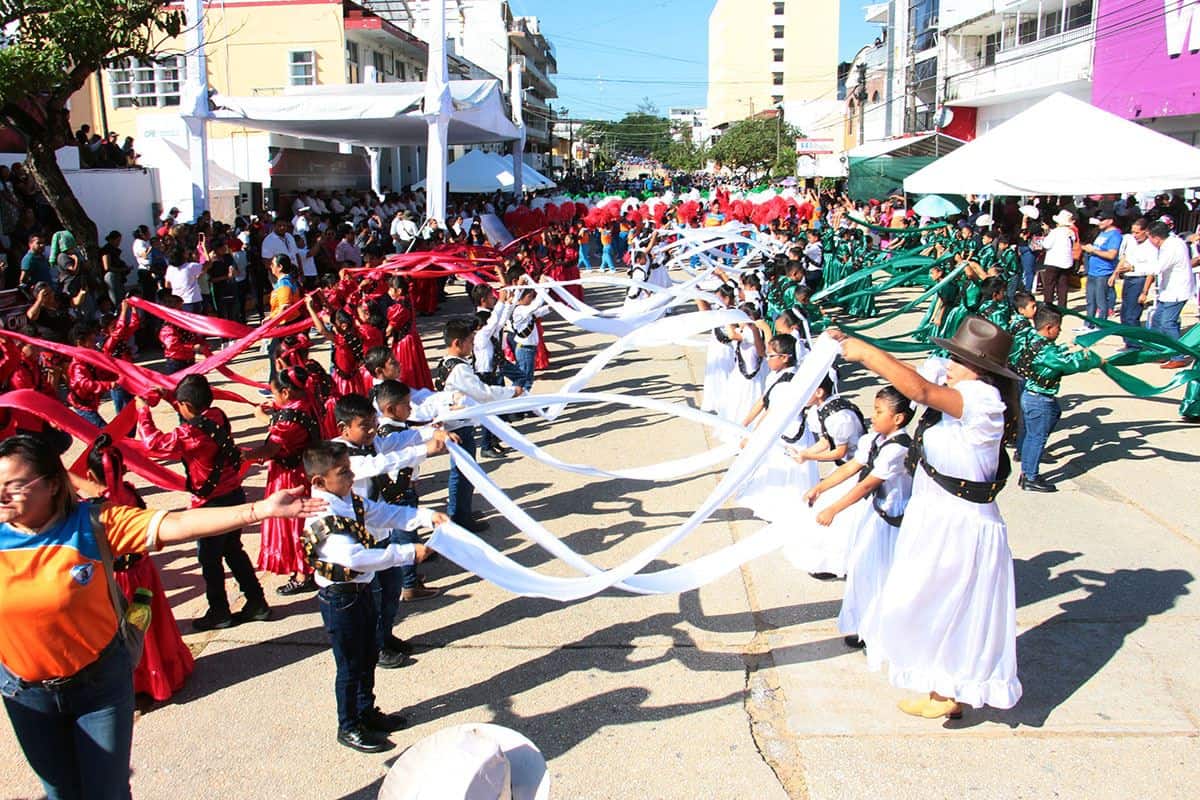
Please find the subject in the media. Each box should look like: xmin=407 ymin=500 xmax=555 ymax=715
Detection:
xmin=21 ymin=636 xmax=121 ymax=690
xmin=319 ymin=581 xmax=372 ymax=595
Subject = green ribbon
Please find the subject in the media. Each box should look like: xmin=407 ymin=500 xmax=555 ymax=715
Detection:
xmin=845 ymin=214 xmax=954 ymax=235
xmin=1065 ymin=309 xmax=1200 ymax=397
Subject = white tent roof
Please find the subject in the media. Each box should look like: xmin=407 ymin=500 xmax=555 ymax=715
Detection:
xmin=207 ymin=80 xmax=520 ymax=148
xmin=413 ymin=149 xmax=555 ymax=193
xmin=904 ymin=92 xmax=1200 ymax=195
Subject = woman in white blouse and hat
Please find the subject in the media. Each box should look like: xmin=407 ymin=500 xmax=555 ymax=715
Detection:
xmin=1040 ymin=209 xmax=1078 ymax=309
xmin=831 ymin=317 xmax=1023 ymax=720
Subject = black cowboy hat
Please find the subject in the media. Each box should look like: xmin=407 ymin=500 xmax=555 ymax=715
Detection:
xmin=932 ymin=316 xmax=1021 ymax=380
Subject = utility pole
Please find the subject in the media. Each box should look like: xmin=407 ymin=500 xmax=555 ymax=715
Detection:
xmin=857 ymin=62 xmax=868 ymax=145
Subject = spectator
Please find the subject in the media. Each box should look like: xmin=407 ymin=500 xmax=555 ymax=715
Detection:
xmin=260 ymin=217 xmax=299 ymax=267
xmin=334 ymin=225 xmax=362 ymax=267
xmin=1039 ymin=209 xmax=1076 ymax=308
xmin=1120 ymin=221 xmax=1198 ymax=370
xmin=99 ymin=230 xmax=129 ymax=306
xmin=1079 ymin=211 xmax=1121 ymax=330
xmin=1113 ymin=218 xmax=1156 ymax=352
xmin=164 ymin=249 xmax=206 ymax=314
xmin=19 ymin=234 xmax=52 ymax=287
xmin=100 ymin=132 xmax=124 ymax=168
xmin=121 ymin=136 xmax=139 ymax=167
xmin=157 ymin=208 xmax=180 ymax=238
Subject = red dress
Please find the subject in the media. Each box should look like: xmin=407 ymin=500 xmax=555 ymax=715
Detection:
xmin=103 ymin=482 xmax=194 ymax=702
xmin=386 ymin=300 xmax=434 ymax=390
xmin=561 ymin=246 xmax=584 ymax=302
xmin=329 ymin=329 xmax=372 ymax=398
xmin=257 ymin=400 xmax=318 ymax=575
xmin=411 ymin=273 xmax=438 ymax=315
xmin=534 ymin=320 xmax=550 ymax=369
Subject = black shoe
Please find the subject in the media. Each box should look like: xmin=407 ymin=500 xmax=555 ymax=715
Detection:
xmin=1182 ymin=415 xmax=1200 ymax=424
xmin=377 ymin=648 xmax=409 ymax=670
xmin=234 ymin=599 xmax=271 ymax=624
xmin=192 ymin=610 xmax=235 ymax=631
xmin=480 ymin=445 xmax=508 ymax=459
xmin=336 ymin=725 xmax=393 ymax=753
xmin=361 ymin=706 xmax=408 ymax=733
xmin=455 ymin=518 xmax=490 ymax=534
xmin=276 ymin=576 xmax=317 ymax=596
xmin=808 ymin=572 xmax=840 ymax=581
xmin=385 ymin=634 xmax=413 ymax=654
xmin=1019 ymin=474 xmax=1057 ymax=493
xmin=843 ymin=634 xmax=866 ymax=649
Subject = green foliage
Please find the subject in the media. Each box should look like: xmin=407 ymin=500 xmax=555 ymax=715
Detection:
xmin=709 ymin=116 xmax=802 ymax=178
xmin=578 ymin=112 xmax=673 ymax=158
xmin=0 ymin=0 xmax=184 ymax=109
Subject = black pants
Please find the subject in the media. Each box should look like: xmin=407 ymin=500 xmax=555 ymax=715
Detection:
xmin=196 ymin=488 xmax=264 ymax=615
xmin=318 ymin=585 xmax=378 ymax=732
xmin=1041 ymin=266 xmax=1071 ymax=309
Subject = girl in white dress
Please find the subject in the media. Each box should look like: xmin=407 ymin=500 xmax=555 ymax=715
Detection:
xmin=802 ymin=386 xmax=914 ymax=647
xmin=785 ymin=376 xmax=868 ymax=578
xmin=699 ymin=285 xmax=737 ymax=413
xmin=719 ymin=303 xmax=769 ymax=435
xmin=736 ymin=334 xmax=819 ymax=521
xmin=834 ymin=317 xmax=1022 ymax=720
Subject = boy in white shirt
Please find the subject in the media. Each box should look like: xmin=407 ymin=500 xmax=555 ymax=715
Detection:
xmin=505 ymin=281 xmax=552 ymax=392
xmin=302 ymin=441 xmax=445 ymax=753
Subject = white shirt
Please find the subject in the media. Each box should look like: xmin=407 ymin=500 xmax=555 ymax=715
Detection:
xmin=473 ymin=302 xmax=512 ymax=373
xmin=260 ymin=231 xmax=299 ymax=264
xmin=442 ymin=360 xmax=517 ymax=431
xmin=306 ymin=489 xmax=433 ymax=586
xmin=132 ymin=238 xmax=151 ymax=271
xmin=164 ymin=262 xmax=204 ymax=303
xmin=1041 ymin=226 xmax=1076 ymax=269
xmin=331 ymin=433 xmax=430 ymax=507
xmin=292 ymin=214 xmax=311 ymax=236
xmin=1147 ymin=234 xmax=1197 ymax=303
xmin=850 ymin=431 xmax=913 ymax=519
xmin=804 ymin=397 xmax=865 ymax=451
xmin=508 ymin=297 xmax=551 ymax=347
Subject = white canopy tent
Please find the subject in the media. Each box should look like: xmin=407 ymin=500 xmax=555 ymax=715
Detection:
xmin=207 ymin=80 xmax=521 ymax=148
xmin=412 ymin=148 xmax=555 ymax=193
xmin=904 ymin=92 xmax=1200 ymax=195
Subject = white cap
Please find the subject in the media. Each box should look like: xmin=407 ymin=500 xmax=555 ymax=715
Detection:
xmin=1052 ymin=209 xmax=1075 ymax=225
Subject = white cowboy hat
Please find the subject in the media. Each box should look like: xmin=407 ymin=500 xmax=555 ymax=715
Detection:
xmin=378 ymin=724 xmax=549 ymax=800
xmin=1052 ymin=209 xmax=1075 ymax=226
xmin=1019 ymin=204 xmax=1040 ymax=220
xmin=974 ymin=213 xmax=993 ymax=227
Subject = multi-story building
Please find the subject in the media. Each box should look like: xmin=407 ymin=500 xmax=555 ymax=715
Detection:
xmin=667 ymin=107 xmax=713 ymax=147
xmin=367 ymin=1 xmax=559 ymax=169
xmin=68 ymin=0 xmax=506 ymax=218
xmin=706 ymin=0 xmax=841 ymax=136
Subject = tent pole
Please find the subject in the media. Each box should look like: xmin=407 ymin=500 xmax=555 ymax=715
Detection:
xmin=423 ymin=0 xmax=450 ymax=225
xmin=183 ymin=0 xmax=210 ymax=220
xmin=510 ymin=61 xmax=525 ymax=206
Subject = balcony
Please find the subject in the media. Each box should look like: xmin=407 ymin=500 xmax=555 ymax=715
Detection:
xmin=513 ymin=54 xmax=557 ymax=99
xmin=509 ymin=17 xmax=556 ymax=73
xmin=943 ymin=33 xmax=1093 ymax=106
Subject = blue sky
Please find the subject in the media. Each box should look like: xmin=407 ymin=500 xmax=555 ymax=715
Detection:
xmin=509 ymin=0 xmax=879 ymax=120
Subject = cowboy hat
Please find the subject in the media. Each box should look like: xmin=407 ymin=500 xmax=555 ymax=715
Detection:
xmin=974 ymin=213 xmax=993 ymax=227
xmin=1051 ymin=209 xmax=1075 ymax=226
xmin=1018 ymin=204 xmax=1039 ymax=220
xmin=931 ymin=316 xmax=1021 ymax=380
xmin=378 ymin=724 xmax=549 ymax=800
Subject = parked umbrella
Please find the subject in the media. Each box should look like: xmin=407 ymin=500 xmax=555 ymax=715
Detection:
xmin=912 ymin=194 xmax=964 ymax=218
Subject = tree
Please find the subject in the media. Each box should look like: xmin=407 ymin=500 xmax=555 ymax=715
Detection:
xmin=577 ymin=110 xmax=673 ymax=160
xmin=709 ymin=116 xmax=802 ymax=179
xmin=0 ymin=0 xmax=185 ymax=265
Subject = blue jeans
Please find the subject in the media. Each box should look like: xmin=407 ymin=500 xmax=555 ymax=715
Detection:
xmin=1119 ymin=276 xmax=1149 ymax=349
xmin=110 ymin=386 xmax=132 ymax=415
xmin=578 ymin=243 xmax=592 ymax=270
xmin=1019 ymin=247 xmax=1037 ymax=291
xmin=446 ymin=424 xmax=477 ymax=524
xmin=600 ymin=245 xmax=617 ymax=272
xmin=1020 ymin=390 xmax=1061 ymax=480
xmin=317 ymin=586 xmax=378 ymax=732
xmin=514 ymin=344 xmax=537 ymax=391
xmin=73 ymin=407 xmax=107 ymax=429
xmin=1150 ymin=300 xmax=1186 ymax=342
xmin=2 ymin=638 xmax=135 ymax=800
xmin=372 ymin=526 xmax=420 ymax=651
xmin=1085 ymin=275 xmax=1116 ymax=321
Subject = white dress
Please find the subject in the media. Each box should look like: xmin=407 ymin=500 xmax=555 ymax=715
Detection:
xmin=737 ymin=368 xmax=819 ymax=521
xmin=858 ymin=379 xmax=1022 ymax=710
xmin=701 ymin=328 xmax=735 ymax=413
xmin=785 ymin=400 xmax=867 ymax=576
xmin=836 ymin=431 xmax=912 ymax=636
xmin=647 ymin=259 xmax=674 ymax=290
xmin=719 ymin=328 xmax=767 ymax=436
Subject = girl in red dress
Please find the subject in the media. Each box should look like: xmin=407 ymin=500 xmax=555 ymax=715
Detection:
xmin=561 ymin=232 xmax=585 ymax=303
xmin=384 ymin=276 xmax=434 ymax=390
xmin=274 ymin=333 xmax=337 ymax=438
xmin=302 ymin=298 xmax=372 ymax=398
xmin=82 ymin=435 xmax=194 ymax=702
xmin=243 ymin=366 xmax=320 ymax=594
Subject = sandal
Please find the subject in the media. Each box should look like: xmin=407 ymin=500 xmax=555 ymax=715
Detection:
xmin=276 ymin=576 xmax=316 ymax=596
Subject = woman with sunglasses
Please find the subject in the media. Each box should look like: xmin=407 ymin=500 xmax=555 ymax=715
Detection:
xmin=0 ymin=433 xmax=325 ymax=800
xmin=830 ymin=316 xmax=1023 ymax=720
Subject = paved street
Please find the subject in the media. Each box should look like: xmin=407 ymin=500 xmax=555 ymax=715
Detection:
xmin=2 ymin=280 xmax=1197 ymax=799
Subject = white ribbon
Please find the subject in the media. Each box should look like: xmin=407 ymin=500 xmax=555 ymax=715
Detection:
xmin=426 ymin=335 xmax=841 ymax=600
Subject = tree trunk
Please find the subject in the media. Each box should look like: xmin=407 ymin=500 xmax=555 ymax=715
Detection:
xmin=23 ymin=121 xmax=100 ymax=269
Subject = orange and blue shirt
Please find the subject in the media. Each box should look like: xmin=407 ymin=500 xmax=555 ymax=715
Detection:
xmin=0 ymin=501 xmax=165 ymax=681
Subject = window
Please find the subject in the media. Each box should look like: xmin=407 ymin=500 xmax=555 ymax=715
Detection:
xmin=289 ymin=50 xmax=315 ymax=86
xmin=1065 ymin=0 xmax=1092 ymax=31
xmin=984 ymin=32 xmax=999 ymax=65
xmin=773 ymin=48 xmax=784 ymax=62
xmin=1042 ymin=8 xmax=1062 ymax=36
xmin=397 ymin=60 xmax=407 ymax=81
xmin=372 ymin=51 xmax=386 ymax=79
xmin=1018 ymin=16 xmax=1038 ymax=45
xmin=346 ymin=41 xmax=360 ymax=83
xmin=773 ymin=25 xmax=784 ymax=39
xmin=108 ymin=56 xmax=185 ymax=108
xmin=772 ymin=71 xmax=784 ymax=86
xmin=772 ymin=94 xmax=783 ymax=105
xmin=773 ymin=2 xmax=785 ymax=14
